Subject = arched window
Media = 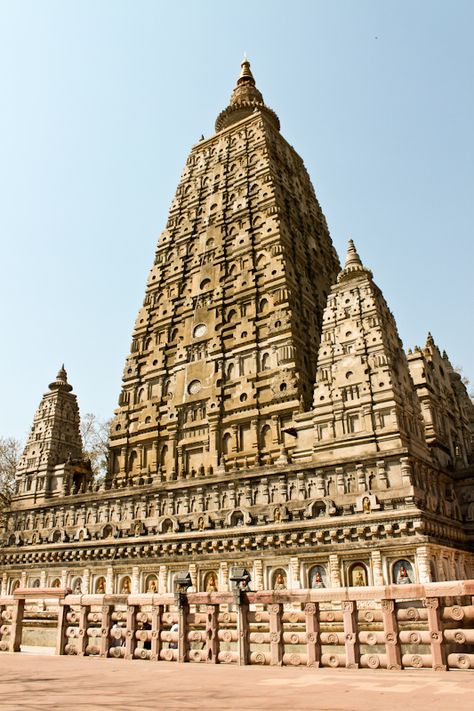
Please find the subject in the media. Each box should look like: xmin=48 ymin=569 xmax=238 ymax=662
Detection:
xmin=227 ymin=363 xmax=235 ymax=380
xmin=272 ymin=568 xmax=287 ymax=590
xmin=222 ymin=432 xmax=232 ymax=456
xmin=160 ymin=445 xmax=168 ymax=468
xmin=128 ymin=450 xmax=139 ymax=473
xmin=260 ymin=424 xmax=272 ymax=450
xmin=259 ymin=298 xmax=269 ymax=313
xmin=392 ymin=559 xmax=414 ymax=584
xmin=203 ymin=571 xmax=218 ymax=592
xmin=200 ymin=278 xmax=211 ymax=291
xmin=261 ymin=353 xmax=270 ymax=370
xmin=145 ymin=574 xmax=158 ymax=593
xmin=95 ymin=576 xmax=106 ymax=593
xmin=349 ymin=563 xmax=368 ymax=587
xmin=309 ymin=565 xmax=327 ymax=589
xmin=102 ymin=525 xmax=113 ymax=539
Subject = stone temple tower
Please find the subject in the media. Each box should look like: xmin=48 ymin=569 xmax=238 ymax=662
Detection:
xmin=108 ymin=59 xmax=340 ymax=484
xmin=14 ymin=366 xmax=91 ymax=505
xmin=2 ymin=59 xmax=473 ymax=595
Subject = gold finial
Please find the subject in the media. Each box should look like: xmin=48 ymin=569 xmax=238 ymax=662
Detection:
xmin=215 ymin=56 xmax=280 ymax=132
xmin=337 ymin=238 xmax=372 ymax=283
xmin=344 ymin=239 xmax=363 ymax=269
xmin=238 ymin=55 xmax=255 ymax=84
xmin=49 ymin=364 xmax=73 ymax=392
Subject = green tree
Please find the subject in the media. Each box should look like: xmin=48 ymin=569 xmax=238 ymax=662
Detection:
xmin=80 ymin=413 xmax=110 ymax=482
xmin=0 ymin=436 xmax=22 ymax=505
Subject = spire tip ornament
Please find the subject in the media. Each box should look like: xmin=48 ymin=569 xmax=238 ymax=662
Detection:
xmin=215 ymin=57 xmax=280 ymax=132
xmin=337 ymin=239 xmax=372 ymax=283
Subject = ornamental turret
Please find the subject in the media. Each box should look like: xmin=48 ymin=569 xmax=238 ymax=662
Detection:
xmin=14 ymin=366 xmax=91 ymax=502
xmin=312 ymin=240 xmax=428 ymax=460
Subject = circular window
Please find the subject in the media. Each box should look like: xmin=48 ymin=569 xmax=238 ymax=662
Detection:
xmin=188 ymin=380 xmax=202 ymax=395
xmin=193 ymin=323 xmax=207 ymax=338
xmin=240 ymin=393 xmax=247 ymax=402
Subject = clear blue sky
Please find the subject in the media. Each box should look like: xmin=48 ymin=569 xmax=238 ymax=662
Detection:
xmin=1 ymin=0 xmax=473 ymax=442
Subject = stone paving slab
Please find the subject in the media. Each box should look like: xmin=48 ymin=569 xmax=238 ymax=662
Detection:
xmin=0 ymin=653 xmax=473 ymax=711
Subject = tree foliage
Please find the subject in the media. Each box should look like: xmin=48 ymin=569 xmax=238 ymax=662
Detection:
xmin=0 ymin=436 xmax=22 ymax=504
xmin=80 ymin=413 xmax=111 ymax=482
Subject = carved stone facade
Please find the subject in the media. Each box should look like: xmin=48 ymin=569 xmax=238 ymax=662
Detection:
xmin=2 ymin=60 xmax=474 ymax=595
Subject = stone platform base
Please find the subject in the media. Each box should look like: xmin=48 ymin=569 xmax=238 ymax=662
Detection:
xmin=1 ymin=654 xmax=473 ymax=711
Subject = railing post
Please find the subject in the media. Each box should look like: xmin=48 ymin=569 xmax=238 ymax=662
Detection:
xmin=100 ymin=603 xmax=112 ymax=658
xmin=236 ymin=593 xmax=250 ymax=665
xmin=150 ymin=604 xmax=162 ymax=661
xmin=56 ymin=600 xmax=70 ymax=655
xmin=125 ymin=604 xmax=137 ymax=659
xmin=342 ymin=600 xmax=360 ymax=669
xmin=381 ymin=599 xmax=401 ymax=670
xmin=205 ymin=604 xmax=219 ymax=664
xmin=177 ymin=593 xmax=189 ymax=663
xmin=0 ymin=602 xmax=5 ymax=649
xmin=423 ymin=597 xmax=447 ymax=671
xmin=77 ymin=605 xmax=90 ymax=656
xmin=9 ymin=597 xmax=25 ymax=653
xmin=305 ymin=602 xmax=321 ymax=667
xmin=269 ymin=603 xmax=284 ymax=666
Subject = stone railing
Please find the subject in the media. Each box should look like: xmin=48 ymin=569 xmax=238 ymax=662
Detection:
xmin=1 ymin=581 xmax=474 ymax=671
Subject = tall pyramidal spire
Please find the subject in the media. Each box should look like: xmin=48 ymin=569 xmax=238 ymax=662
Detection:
xmin=108 ymin=59 xmax=340 ymax=485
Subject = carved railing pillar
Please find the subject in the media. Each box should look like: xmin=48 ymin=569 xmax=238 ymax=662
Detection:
xmin=205 ymin=604 xmax=219 ymax=664
xmin=56 ymin=600 xmax=70 ymax=655
xmin=150 ymin=604 xmax=163 ymax=661
xmin=99 ymin=603 xmax=112 ymax=658
xmin=9 ymin=597 xmax=24 ymax=653
xmin=342 ymin=600 xmax=360 ymax=669
xmin=381 ymin=599 xmax=401 ymax=670
xmin=77 ymin=604 xmax=90 ymax=656
xmin=177 ymin=595 xmax=189 ymax=664
xmin=125 ymin=604 xmax=137 ymax=659
xmin=424 ymin=597 xmax=447 ymax=671
xmin=236 ymin=594 xmax=250 ymax=665
xmin=269 ymin=603 xmax=283 ymax=666
xmin=304 ymin=602 xmax=321 ymax=667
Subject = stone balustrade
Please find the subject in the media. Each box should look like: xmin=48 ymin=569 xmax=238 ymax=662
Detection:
xmin=1 ymin=581 xmax=474 ymax=671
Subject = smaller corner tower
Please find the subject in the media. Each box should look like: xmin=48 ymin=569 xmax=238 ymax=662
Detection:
xmin=311 ymin=240 xmax=428 ymax=461
xmin=14 ymin=366 xmax=91 ymax=503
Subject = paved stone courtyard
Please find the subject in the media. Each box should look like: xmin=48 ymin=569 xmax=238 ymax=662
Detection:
xmin=1 ymin=653 xmax=473 ymax=711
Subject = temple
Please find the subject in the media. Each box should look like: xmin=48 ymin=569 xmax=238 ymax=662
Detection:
xmin=2 ymin=59 xmax=474 ymax=596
